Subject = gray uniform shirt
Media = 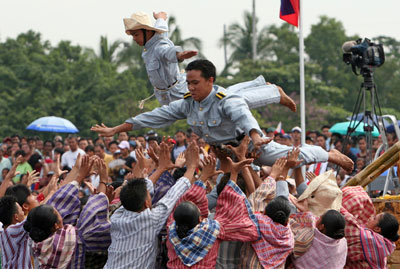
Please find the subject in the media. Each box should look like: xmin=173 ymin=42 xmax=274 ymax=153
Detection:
xmin=142 ymin=18 xmax=186 ymax=104
xmin=126 ymin=85 xmax=263 ymax=144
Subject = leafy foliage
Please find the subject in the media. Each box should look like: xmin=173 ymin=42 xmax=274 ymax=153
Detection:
xmin=1 ymin=14 xmax=400 ymax=139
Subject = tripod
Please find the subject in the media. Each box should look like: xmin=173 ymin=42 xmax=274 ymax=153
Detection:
xmin=342 ymin=66 xmax=387 ymax=167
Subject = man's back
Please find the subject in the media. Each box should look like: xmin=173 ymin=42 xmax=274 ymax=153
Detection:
xmin=105 ymin=177 xmax=191 ymax=269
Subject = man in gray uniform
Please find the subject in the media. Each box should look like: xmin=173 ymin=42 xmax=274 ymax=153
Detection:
xmin=91 ymin=60 xmax=353 ymax=171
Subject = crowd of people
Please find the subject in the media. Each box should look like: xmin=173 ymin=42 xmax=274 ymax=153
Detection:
xmin=0 ymin=129 xmax=399 ymax=268
xmin=1 ymin=9 xmax=399 ymax=269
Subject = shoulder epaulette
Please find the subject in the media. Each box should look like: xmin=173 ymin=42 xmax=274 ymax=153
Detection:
xmin=215 ymin=91 xmax=226 ymax=100
xmin=183 ymin=92 xmax=192 ymax=99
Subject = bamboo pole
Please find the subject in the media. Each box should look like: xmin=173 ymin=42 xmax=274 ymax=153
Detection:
xmin=345 ymin=141 xmax=400 ymax=187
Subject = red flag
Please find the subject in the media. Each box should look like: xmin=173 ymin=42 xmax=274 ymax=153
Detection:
xmin=280 ymin=0 xmax=299 ymax=27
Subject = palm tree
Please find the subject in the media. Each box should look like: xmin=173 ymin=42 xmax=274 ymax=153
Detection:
xmin=168 ymin=15 xmax=204 ymax=58
xmin=99 ymin=36 xmax=123 ymax=63
xmin=220 ymin=11 xmax=271 ymax=66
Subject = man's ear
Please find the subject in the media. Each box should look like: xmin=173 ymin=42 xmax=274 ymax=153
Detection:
xmin=144 ymin=198 xmax=151 ymax=209
xmin=317 ymin=222 xmax=325 ymax=232
xmin=14 ymin=213 xmax=21 ymax=223
xmin=22 ymin=202 xmax=29 ymax=213
xmin=373 ymin=226 xmax=382 ymax=234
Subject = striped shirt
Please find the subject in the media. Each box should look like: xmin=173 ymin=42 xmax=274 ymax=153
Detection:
xmin=291 ymin=212 xmax=348 ymax=269
xmin=0 ymin=221 xmax=32 ymax=269
xmin=105 ymin=177 xmax=191 ymax=269
xmin=341 ymin=186 xmax=376 ymax=268
xmin=167 ymin=180 xmax=259 ymax=268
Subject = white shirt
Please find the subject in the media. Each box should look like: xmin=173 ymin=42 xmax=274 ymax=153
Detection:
xmin=61 ymin=148 xmax=85 ymax=169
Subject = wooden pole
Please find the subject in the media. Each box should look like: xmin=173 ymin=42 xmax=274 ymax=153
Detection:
xmin=345 ymin=141 xmax=400 ymax=187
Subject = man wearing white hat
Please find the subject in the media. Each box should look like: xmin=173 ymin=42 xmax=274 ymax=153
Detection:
xmin=124 ymin=11 xmax=197 ymax=106
xmin=123 ymin=11 xmax=297 ymax=112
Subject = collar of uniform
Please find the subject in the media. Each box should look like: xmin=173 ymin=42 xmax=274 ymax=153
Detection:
xmin=144 ymin=33 xmax=162 ymax=50
xmin=199 ymin=85 xmax=218 ymax=106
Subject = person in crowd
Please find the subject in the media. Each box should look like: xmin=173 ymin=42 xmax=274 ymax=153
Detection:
xmin=78 ymin=137 xmax=89 ymax=150
xmin=0 ymin=148 xmax=11 ymax=182
xmin=172 ymin=130 xmax=187 ymax=162
xmin=23 ymin=156 xmax=111 ymax=268
xmin=104 ymin=142 xmax=199 ymax=268
xmin=61 ymin=136 xmax=85 ymax=169
xmin=166 ymin=155 xmax=258 ymax=268
xmin=341 ymin=186 xmax=399 ymax=268
xmin=290 ymin=205 xmax=348 ymax=268
xmin=291 ymin=127 xmax=302 ymax=147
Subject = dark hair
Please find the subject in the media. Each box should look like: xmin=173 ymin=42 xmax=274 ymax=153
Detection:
xmin=216 ymin=173 xmax=246 ymax=196
xmin=120 ymin=179 xmax=148 ymax=212
xmin=175 ymin=130 xmax=186 ymax=136
xmin=85 ymin=145 xmax=95 ymax=153
xmin=173 ymin=201 xmax=200 ymax=239
xmin=320 ymin=210 xmax=346 ymax=239
xmin=54 ymin=148 xmax=64 ymax=155
xmin=15 ymin=149 xmax=26 ymax=158
xmin=321 ymin=125 xmax=331 ymax=130
xmin=0 ymin=196 xmax=18 ymax=226
xmin=378 ymin=213 xmax=400 ymax=242
xmin=147 ymin=136 xmax=159 ymax=143
xmin=317 ymin=134 xmax=327 ymax=140
xmin=5 ymin=184 xmax=31 ymax=207
xmin=109 ymin=140 xmax=119 ymax=147
xmin=95 ymin=143 xmax=105 ymax=150
xmin=265 ymin=196 xmax=291 ymax=225
xmin=79 ymin=138 xmax=88 ymax=143
xmin=23 ymin=205 xmax=58 ymax=242
xmin=44 ymin=140 xmax=55 ymax=148
xmin=185 ymin=59 xmax=217 ymax=83
xmin=173 ymin=167 xmax=186 ymax=181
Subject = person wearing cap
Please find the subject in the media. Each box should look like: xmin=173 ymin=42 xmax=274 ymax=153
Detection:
xmin=291 ymin=126 xmax=302 ymax=147
xmin=92 ymin=59 xmax=354 ymax=172
xmin=116 ymin=140 xmax=136 ymax=181
xmin=124 ymin=11 xmax=297 ymax=112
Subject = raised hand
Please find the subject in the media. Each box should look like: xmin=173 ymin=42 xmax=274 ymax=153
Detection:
xmin=153 ymin=11 xmax=167 ymax=20
xmin=54 ymin=155 xmax=68 ymax=178
xmin=226 ymin=135 xmax=250 ymax=161
xmin=147 ymin=146 xmax=159 ymax=165
xmin=286 ymin=147 xmax=301 ymax=168
xmin=226 ymin=157 xmax=254 ymax=182
xmin=292 ymin=199 xmax=309 ymax=213
xmin=185 ymin=142 xmax=200 ymax=170
xmin=177 ymin=50 xmax=198 ymax=61
xmin=251 ymin=135 xmax=273 ymax=153
xmin=270 ymin=157 xmax=287 ymax=180
xmin=91 ymin=123 xmax=116 ymax=137
xmin=26 ymin=170 xmax=40 ymax=187
xmin=175 ymin=152 xmax=186 ymax=168
xmin=306 ymin=171 xmax=317 ymax=182
xmin=199 ymin=156 xmax=223 ymax=182
xmin=158 ymin=141 xmax=175 ymax=170
xmin=76 ymin=155 xmax=94 ymax=183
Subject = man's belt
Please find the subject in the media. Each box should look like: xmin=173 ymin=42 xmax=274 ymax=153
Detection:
xmin=155 ymin=80 xmax=178 ymax=91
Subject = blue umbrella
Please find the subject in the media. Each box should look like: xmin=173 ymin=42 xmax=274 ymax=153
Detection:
xmin=346 ymin=113 xmax=389 ymax=127
xmin=27 ymin=116 xmax=79 ymax=133
xmin=386 ymin=120 xmax=400 ymax=133
xmin=329 ymin=121 xmax=380 ymax=137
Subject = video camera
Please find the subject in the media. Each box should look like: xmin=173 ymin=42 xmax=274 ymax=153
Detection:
xmin=342 ymin=38 xmax=385 ymax=76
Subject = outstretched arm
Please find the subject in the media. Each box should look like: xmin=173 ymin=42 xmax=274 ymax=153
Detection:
xmin=91 ymin=99 xmax=188 ymax=136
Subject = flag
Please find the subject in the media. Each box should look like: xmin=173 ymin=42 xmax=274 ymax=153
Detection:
xmin=280 ymin=0 xmax=299 ymax=27
xmin=274 ymin=122 xmax=285 ymax=134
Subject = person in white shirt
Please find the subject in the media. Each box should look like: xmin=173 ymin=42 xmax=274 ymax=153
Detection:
xmin=61 ymin=136 xmax=85 ymax=169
